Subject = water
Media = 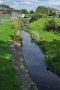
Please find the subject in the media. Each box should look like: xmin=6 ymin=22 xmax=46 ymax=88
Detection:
xmin=21 ymin=26 xmax=60 ymax=90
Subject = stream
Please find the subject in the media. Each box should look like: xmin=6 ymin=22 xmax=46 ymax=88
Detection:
xmin=21 ymin=26 xmax=60 ymax=90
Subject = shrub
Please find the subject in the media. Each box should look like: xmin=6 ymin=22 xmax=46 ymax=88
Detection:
xmin=56 ymin=25 xmax=60 ymax=32
xmin=29 ymin=13 xmax=42 ymax=23
xmin=12 ymin=21 xmax=20 ymax=30
xmin=44 ymin=19 xmax=60 ymax=32
xmin=44 ymin=19 xmax=55 ymax=31
xmin=52 ymin=12 xmax=56 ymax=16
xmin=21 ymin=18 xmax=29 ymax=24
xmin=30 ymin=13 xmax=47 ymax=23
xmin=48 ymin=12 xmax=56 ymax=16
xmin=16 ymin=36 xmax=23 ymax=41
xmin=42 ymin=14 xmax=47 ymax=18
xmin=30 ymin=31 xmax=40 ymax=42
xmin=25 ymin=14 xmax=33 ymax=17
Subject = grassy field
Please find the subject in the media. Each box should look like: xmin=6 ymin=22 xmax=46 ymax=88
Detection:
xmin=25 ymin=18 xmax=60 ymax=76
xmin=0 ymin=20 xmax=22 ymax=90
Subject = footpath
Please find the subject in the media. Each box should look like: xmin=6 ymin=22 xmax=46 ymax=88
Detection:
xmin=9 ymin=40 xmax=38 ymax=90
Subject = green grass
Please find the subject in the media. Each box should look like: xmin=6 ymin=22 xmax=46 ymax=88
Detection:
xmin=25 ymin=14 xmax=33 ymax=17
xmin=17 ymin=17 xmax=24 ymax=19
xmin=25 ymin=18 xmax=60 ymax=76
xmin=0 ymin=17 xmax=11 ymax=19
xmin=0 ymin=21 xmax=22 ymax=90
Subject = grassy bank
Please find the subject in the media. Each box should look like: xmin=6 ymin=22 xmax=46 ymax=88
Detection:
xmin=25 ymin=18 xmax=60 ymax=76
xmin=0 ymin=20 xmax=22 ymax=90
xmin=0 ymin=17 xmax=11 ymax=19
xmin=0 ymin=18 xmax=30 ymax=90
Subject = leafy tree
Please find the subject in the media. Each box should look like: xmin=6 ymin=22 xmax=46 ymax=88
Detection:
xmin=35 ymin=6 xmax=48 ymax=15
xmin=52 ymin=12 xmax=56 ymax=16
xmin=20 ymin=9 xmax=28 ymax=14
xmin=50 ymin=10 xmax=52 ymax=13
xmin=0 ymin=4 xmax=13 ymax=9
xmin=48 ymin=12 xmax=56 ymax=16
xmin=30 ymin=10 xmax=34 ymax=14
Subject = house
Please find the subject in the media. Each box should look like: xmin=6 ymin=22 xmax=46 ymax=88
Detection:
xmin=0 ymin=7 xmax=19 ymax=17
xmin=48 ymin=7 xmax=59 ymax=13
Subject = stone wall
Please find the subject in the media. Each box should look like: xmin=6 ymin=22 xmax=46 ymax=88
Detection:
xmin=0 ymin=14 xmax=11 ymax=17
xmin=0 ymin=14 xmax=19 ymax=18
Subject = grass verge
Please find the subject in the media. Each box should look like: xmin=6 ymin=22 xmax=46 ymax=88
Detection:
xmin=0 ymin=18 xmax=30 ymax=90
xmin=0 ymin=20 xmax=22 ymax=90
xmin=0 ymin=17 xmax=11 ymax=19
xmin=25 ymin=18 xmax=60 ymax=76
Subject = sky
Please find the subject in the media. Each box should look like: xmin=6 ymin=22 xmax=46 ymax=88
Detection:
xmin=0 ymin=0 xmax=60 ymax=11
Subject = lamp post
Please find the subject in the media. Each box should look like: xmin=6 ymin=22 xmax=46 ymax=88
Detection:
xmin=19 ymin=0 xmax=20 ymax=20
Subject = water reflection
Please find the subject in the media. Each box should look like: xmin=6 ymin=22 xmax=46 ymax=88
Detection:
xmin=21 ymin=26 xmax=60 ymax=90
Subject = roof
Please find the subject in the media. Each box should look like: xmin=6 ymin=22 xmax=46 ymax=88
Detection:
xmin=0 ymin=7 xmax=18 ymax=12
xmin=48 ymin=7 xmax=59 ymax=11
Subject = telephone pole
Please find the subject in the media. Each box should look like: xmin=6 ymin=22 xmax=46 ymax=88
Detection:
xmin=19 ymin=0 xmax=20 ymax=20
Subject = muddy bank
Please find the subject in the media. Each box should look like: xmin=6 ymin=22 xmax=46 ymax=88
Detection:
xmin=9 ymin=40 xmax=38 ymax=90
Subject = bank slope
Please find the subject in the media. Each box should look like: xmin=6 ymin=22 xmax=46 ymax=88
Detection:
xmin=25 ymin=18 xmax=60 ymax=76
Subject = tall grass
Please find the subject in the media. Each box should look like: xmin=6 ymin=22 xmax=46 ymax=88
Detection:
xmin=25 ymin=18 xmax=60 ymax=76
xmin=30 ymin=31 xmax=40 ymax=42
xmin=12 ymin=18 xmax=30 ymax=43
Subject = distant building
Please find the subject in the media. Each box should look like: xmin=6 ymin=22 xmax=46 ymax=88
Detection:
xmin=20 ymin=14 xmax=25 ymax=17
xmin=48 ymin=7 xmax=59 ymax=13
xmin=0 ymin=7 xmax=19 ymax=17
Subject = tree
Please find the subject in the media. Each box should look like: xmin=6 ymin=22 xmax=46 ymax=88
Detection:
xmin=50 ymin=10 xmax=52 ymax=13
xmin=20 ymin=9 xmax=28 ymax=14
xmin=30 ymin=10 xmax=34 ymax=14
xmin=35 ymin=6 xmax=48 ymax=15
xmin=0 ymin=4 xmax=13 ymax=9
xmin=48 ymin=10 xmax=56 ymax=16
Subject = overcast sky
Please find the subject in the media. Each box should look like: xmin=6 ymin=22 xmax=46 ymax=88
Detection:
xmin=0 ymin=0 xmax=60 ymax=11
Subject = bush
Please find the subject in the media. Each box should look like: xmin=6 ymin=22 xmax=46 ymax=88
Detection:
xmin=48 ymin=12 xmax=56 ymax=16
xmin=25 ymin=14 xmax=33 ymax=17
xmin=44 ymin=19 xmax=55 ymax=31
xmin=29 ymin=13 xmax=42 ymax=23
xmin=56 ymin=25 xmax=60 ymax=32
xmin=16 ymin=36 xmax=23 ymax=41
xmin=30 ymin=31 xmax=40 ymax=42
xmin=21 ymin=18 xmax=29 ymax=24
xmin=29 ymin=13 xmax=47 ymax=23
xmin=42 ymin=14 xmax=47 ymax=18
xmin=44 ymin=19 xmax=60 ymax=32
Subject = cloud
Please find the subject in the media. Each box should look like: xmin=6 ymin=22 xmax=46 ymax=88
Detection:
xmin=49 ymin=1 xmax=60 ymax=6
xmin=0 ymin=0 xmax=3 ymax=3
xmin=38 ymin=0 xmax=49 ymax=1
xmin=21 ymin=1 xmax=31 ymax=4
